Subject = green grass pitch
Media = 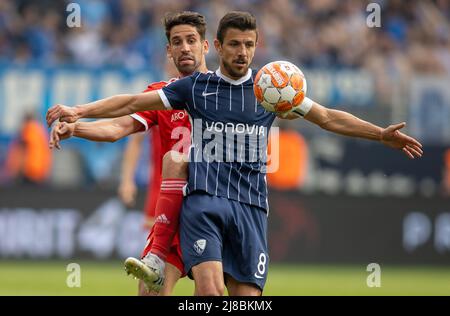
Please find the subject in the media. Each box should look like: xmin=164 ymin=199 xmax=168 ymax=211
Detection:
xmin=0 ymin=261 xmax=449 ymax=296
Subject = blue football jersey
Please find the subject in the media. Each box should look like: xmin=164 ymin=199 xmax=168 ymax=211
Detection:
xmin=157 ymin=68 xmax=276 ymax=211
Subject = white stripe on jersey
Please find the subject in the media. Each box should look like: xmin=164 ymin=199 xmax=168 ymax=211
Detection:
xmin=215 ymin=161 xmax=220 ymax=196
xmin=250 ymin=75 xmax=258 ymax=112
xmin=237 ymin=162 xmax=244 ymax=202
xmin=192 ymin=72 xmax=201 ymax=109
xmin=248 ymin=148 xmax=258 ymax=205
xmin=256 ymin=172 xmax=261 ymax=208
xmin=204 ymin=74 xmax=211 ymax=110
xmin=247 ymin=165 xmax=253 ymax=205
xmin=215 ymin=78 xmax=221 ymax=110
xmin=227 ymin=161 xmax=233 ymax=199
xmin=229 ymin=84 xmax=232 ymax=111
xmin=264 ymin=174 xmax=269 ymax=214
xmin=205 ymin=161 xmax=209 ymax=192
xmin=241 ymin=84 xmax=244 ymax=112
xmin=193 ymin=145 xmax=201 ymax=190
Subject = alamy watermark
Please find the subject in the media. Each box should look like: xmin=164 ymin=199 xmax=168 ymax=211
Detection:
xmin=168 ymin=119 xmax=280 ymax=173
xmin=66 ymin=3 xmax=81 ymax=28
xmin=366 ymin=263 xmax=381 ymax=288
xmin=66 ymin=263 xmax=81 ymax=288
xmin=366 ymin=3 xmax=381 ymax=28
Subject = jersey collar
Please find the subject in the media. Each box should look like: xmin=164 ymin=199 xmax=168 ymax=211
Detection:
xmin=215 ymin=67 xmax=252 ymax=85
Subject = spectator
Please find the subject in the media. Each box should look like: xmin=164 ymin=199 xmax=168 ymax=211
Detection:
xmin=5 ymin=112 xmax=52 ymax=185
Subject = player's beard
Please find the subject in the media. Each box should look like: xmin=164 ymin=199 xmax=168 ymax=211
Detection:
xmin=222 ymin=58 xmax=248 ymax=79
xmin=176 ymin=60 xmax=200 ymax=76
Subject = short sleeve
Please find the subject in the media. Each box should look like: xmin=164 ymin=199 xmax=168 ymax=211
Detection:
xmin=130 ymin=111 xmax=158 ymax=131
xmin=158 ymin=76 xmax=192 ymax=110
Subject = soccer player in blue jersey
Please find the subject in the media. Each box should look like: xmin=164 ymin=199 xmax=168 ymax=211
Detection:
xmin=46 ymin=11 xmax=423 ymax=296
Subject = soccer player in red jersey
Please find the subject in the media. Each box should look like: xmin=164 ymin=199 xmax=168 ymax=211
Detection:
xmin=48 ymin=11 xmax=210 ymax=295
xmin=118 ymin=123 xmax=162 ymax=229
xmin=118 ymin=61 xmax=180 ymax=229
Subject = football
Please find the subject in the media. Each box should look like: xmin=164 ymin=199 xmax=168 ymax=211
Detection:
xmin=254 ymin=61 xmax=307 ymax=114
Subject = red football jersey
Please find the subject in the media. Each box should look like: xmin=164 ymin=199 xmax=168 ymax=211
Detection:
xmin=130 ymin=80 xmax=191 ymax=155
xmin=131 ymin=80 xmax=191 ymax=219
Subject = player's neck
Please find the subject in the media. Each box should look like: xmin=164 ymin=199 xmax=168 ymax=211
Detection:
xmin=180 ymin=65 xmax=209 ymax=78
xmin=217 ymin=66 xmax=251 ymax=84
xmin=219 ymin=65 xmax=239 ymax=81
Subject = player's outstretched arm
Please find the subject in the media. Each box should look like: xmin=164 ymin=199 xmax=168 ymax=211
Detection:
xmin=49 ymin=116 xmax=142 ymax=149
xmin=302 ymin=101 xmax=423 ymax=159
xmin=46 ymin=91 xmax=165 ymax=127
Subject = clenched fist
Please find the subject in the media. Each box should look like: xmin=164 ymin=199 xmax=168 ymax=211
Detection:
xmin=49 ymin=121 xmax=76 ymax=149
xmin=46 ymin=104 xmax=81 ymax=127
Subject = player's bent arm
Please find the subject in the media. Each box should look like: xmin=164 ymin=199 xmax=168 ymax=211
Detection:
xmin=120 ymin=133 xmax=145 ymax=182
xmin=118 ymin=132 xmax=145 ymax=206
xmin=304 ymin=101 xmax=383 ymax=141
xmin=74 ymin=116 xmax=143 ymax=142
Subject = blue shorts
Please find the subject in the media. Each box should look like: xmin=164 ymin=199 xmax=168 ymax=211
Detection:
xmin=180 ymin=192 xmax=269 ymax=290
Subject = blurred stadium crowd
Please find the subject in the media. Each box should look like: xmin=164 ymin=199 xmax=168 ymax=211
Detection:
xmin=0 ymin=0 xmax=449 ymax=194
xmin=1 ymin=0 xmax=449 ymax=73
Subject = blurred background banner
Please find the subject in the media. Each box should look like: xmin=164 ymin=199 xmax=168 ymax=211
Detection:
xmin=0 ymin=66 xmax=158 ymax=135
xmin=1 ymin=187 xmax=449 ymax=264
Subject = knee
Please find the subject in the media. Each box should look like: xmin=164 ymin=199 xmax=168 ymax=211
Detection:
xmin=196 ymin=281 xmax=225 ymax=296
xmin=162 ymin=151 xmax=188 ymax=179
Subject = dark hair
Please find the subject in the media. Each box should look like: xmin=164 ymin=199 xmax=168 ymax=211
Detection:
xmin=163 ymin=11 xmax=206 ymax=41
xmin=216 ymin=11 xmax=258 ymax=44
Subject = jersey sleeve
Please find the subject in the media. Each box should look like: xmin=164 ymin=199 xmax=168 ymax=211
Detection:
xmin=157 ymin=76 xmax=192 ymax=110
xmin=130 ymin=111 xmax=158 ymax=131
xmin=129 ymin=82 xmax=167 ymax=130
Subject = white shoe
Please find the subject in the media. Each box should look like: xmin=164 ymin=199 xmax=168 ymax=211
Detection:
xmin=124 ymin=254 xmax=165 ymax=292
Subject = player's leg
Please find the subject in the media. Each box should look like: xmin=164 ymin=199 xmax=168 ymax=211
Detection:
xmin=159 ymin=263 xmax=182 ymax=296
xmin=159 ymin=233 xmax=185 ymax=296
xmin=180 ymin=193 xmax=228 ymax=296
xmin=127 ymin=222 xmax=186 ymax=294
xmin=137 ymin=263 xmax=181 ymax=296
xmin=148 ymin=151 xmax=187 ymax=262
xmin=138 ymin=280 xmax=157 ymax=296
xmin=222 ymin=201 xmax=269 ymax=296
xmin=225 ymin=275 xmax=261 ymax=296
xmin=191 ymin=261 xmax=225 ymax=296
xmin=125 ymin=151 xmax=188 ymax=292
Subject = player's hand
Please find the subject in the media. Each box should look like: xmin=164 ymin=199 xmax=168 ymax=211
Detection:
xmin=49 ymin=122 xmax=75 ymax=149
xmin=276 ymin=111 xmax=300 ymax=120
xmin=118 ymin=180 xmax=137 ymax=207
xmin=381 ymin=122 xmax=423 ymax=159
xmin=46 ymin=104 xmax=81 ymax=127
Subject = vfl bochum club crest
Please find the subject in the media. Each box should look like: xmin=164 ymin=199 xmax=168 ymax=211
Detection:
xmin=194 ymin=239 xmax=207 ymax=256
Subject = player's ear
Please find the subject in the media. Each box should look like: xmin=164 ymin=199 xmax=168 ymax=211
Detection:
xmin=214 ymin=39 xmax=222 ymax=56
xmin=203 ymin=39 xmax=209 ymax=54
xmin=166 ymin=43 xmax=172 ymax=59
